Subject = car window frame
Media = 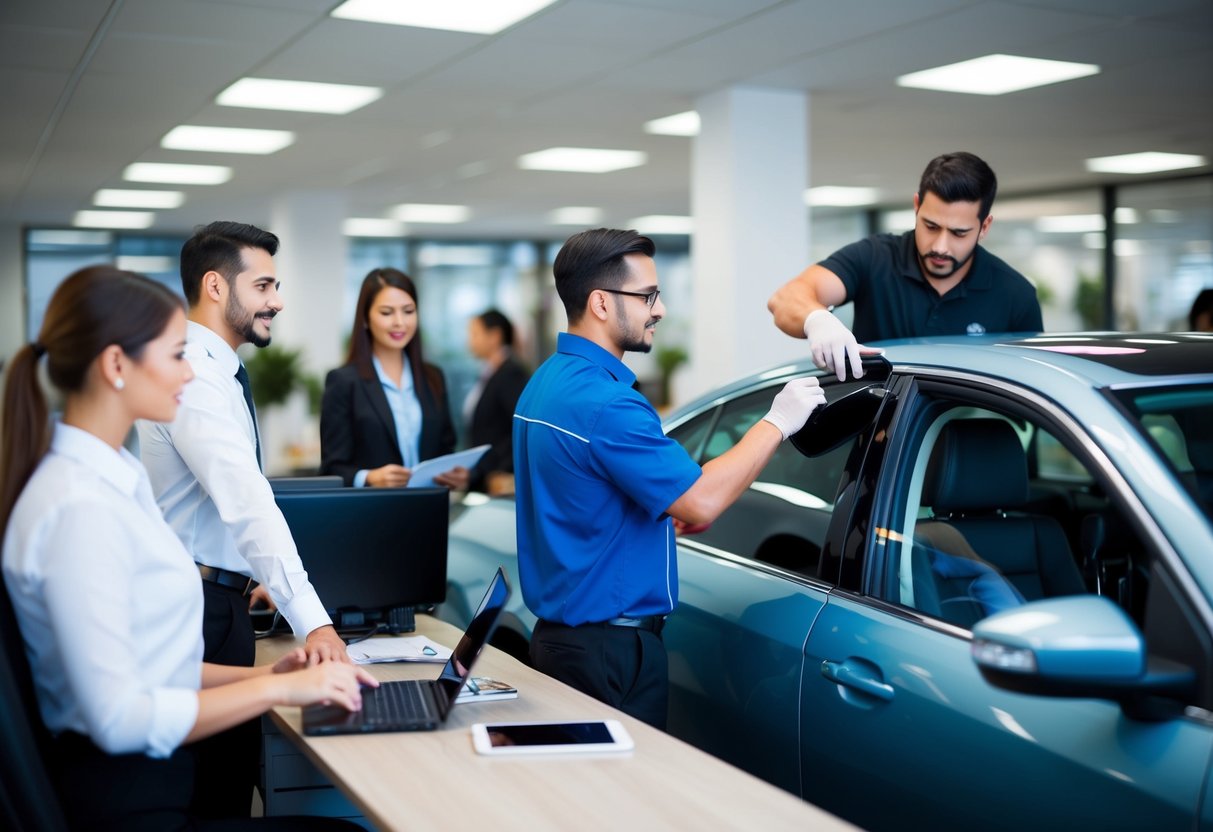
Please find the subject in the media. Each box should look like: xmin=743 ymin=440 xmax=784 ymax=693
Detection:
xmin=859 ymin=369 xmax=1213 ymax=650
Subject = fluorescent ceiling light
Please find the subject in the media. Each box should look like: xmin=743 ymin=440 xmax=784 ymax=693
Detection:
xmin=548 ymin=207 xmax=604 ymax=225
xmin=1085 ymin=152 xmax=1207 ymax=175
xmin=162 ymin=125 xmax=295 ymax=154
xmin=457 ymin=161 xmax=490 ymax=179
xmin=28 ymin=230 xmax=112 ymax=246
xmin=629 ymin=215 xmax=692 ymax=235
xmin=416 ymin=246 xmax=495 ymax=268
xmin=1036 ymin=214 xmax=1105 ymax=233
xmin=1148 ymin=208 xmax=1182 ymax=223
xmin=124 ymin=162 xmax=232 ymax=185
xmin=116 ymin=255 xmax=175 ymax=273
xmin=343 ymin=218 xmax=405 ymax=237
xmin=217 ymin=77 xmax=383 ymax=114
xmin=883 ymin=210 xmax=916 ymax=232
xmin=805 ymin=186 xmax=880 ymax=207
xmin=391 ymin=203 xmax=470 ymax=224
xmin=1114 ymin=239 xmax=1144 ymax=257
xmin=897 ymin=54 xmax=1099 ymax=95
xmin=1114 ymin=207 xmax=1139 ymax=224
xmin=518 ymin=147 xmax=647 ymax=173
xmin=94 ymin=188 xmax=184 ymax=209
xmin=331 ymin=0 xmax=558 ymax=34
xmin=73 ymin=210 xmax=154 ymax=229
xmin=644 ymin=111 xmax=700 ymax=137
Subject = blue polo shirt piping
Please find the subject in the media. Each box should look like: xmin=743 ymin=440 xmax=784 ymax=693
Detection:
xmin=513 ymin=333 xmax=702 ymax=626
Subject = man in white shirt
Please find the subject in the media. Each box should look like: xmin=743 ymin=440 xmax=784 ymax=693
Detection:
xmin=137 ymin=221 xmax=348 ymax=816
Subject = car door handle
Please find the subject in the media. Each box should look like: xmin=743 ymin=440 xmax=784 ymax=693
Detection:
xmin=821 ymin=659 xmax=894 ymax=701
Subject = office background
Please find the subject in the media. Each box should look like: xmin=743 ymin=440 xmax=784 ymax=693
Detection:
xmin=2 ymin=0 xmax=1211 ymax=473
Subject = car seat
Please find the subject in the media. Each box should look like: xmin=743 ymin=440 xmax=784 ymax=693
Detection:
xmin=919 ymin=419 xmax=1087 ymax=607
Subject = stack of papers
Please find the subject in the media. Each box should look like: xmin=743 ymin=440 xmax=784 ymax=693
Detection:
xmin=408 ymin=445 xmax=491 ymax=488
xmin=347 ymin=635 xmax=452 ymax=665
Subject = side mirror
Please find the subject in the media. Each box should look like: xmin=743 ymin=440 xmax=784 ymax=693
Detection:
xmin=791 ymin=383 xmax=886 ymax=458
xmin=971 ymin=596 xmax=1195 ymax=719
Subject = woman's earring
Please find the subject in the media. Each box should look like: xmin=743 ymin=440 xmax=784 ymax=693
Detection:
xmin=113 ymin=378 xmax=125 ymax=391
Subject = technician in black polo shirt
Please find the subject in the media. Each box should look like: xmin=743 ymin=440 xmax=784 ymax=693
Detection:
xmin=769 ymin=151 xmax=1042 ymax=381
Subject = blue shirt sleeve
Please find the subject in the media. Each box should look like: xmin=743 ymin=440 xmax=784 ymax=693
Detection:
xmin=589 ymin=394 xmax=702 ymax=521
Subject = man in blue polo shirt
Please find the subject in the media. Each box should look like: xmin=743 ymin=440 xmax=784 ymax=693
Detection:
xmin=514 ymin=228 xmax=825 ymax=728
xmin=768 ymin=151 xmax=1042 ymax=381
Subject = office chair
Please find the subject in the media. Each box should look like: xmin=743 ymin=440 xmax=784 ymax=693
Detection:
xmin=0 ymin=576 xmax=69 ymax=831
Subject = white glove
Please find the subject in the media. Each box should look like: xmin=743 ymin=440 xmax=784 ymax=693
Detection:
xmin=762 ymin=377 xmax=827 ymax=440
xmin=805 ymin=309 xmax=863 ymax=381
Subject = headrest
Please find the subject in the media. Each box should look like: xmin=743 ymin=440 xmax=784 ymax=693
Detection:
xmin=923 ymin=419 xmax=1028 ymax=514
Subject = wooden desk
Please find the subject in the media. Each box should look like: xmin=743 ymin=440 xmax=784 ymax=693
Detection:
xmin=257 ymin=615 xmax=855 ymax=831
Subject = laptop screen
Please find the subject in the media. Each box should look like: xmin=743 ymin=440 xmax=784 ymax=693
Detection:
xmin=434 ymin=567 xmax=510 ymax=716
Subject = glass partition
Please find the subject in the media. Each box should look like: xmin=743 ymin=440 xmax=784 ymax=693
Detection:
xmin=1112 ymin=177 xmax=1213 ymax=331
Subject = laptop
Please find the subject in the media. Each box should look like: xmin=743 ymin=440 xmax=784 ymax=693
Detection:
xmin=302 ymin=567 xmax=510 ymax=736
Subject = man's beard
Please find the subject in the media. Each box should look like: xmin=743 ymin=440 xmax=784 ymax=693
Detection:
xmin=226 ymin=288 xmax=274 ymax=348
xmin=615 ymin=309 xmax=657 ymax=353
xmin=917 ymin=248 xmax=974 ymax=280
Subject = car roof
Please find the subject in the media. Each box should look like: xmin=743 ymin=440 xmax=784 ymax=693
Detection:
xmin=881 ymin=332 xmax=1213 ymax=384
xmin=668 ymin=333 xmax=1213 ymax=422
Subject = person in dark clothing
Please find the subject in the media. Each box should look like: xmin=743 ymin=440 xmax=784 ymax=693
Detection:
xmin=320 ymin=267 xmax=461 ymax=488
xmin=463 ymin=309 xmax=529 ymax=494
xmin=769 ymin=151 xmax=1042 ymax=381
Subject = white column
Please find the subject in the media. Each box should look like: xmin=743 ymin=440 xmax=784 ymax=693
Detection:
xmin=680 ymin=86 xmax=810 ymax=404
xmin=262 ymin=191 xmax=348 ymax=473
xmin=270 ymin=191 xmax=349 ymax=377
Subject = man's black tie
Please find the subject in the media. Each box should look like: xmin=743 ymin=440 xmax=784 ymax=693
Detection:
xmin=234 ymin=362 xmax=262 ymax=470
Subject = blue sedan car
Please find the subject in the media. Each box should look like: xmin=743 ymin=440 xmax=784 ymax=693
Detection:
xmin=438 ymin=333 xmax=1213 ymax=831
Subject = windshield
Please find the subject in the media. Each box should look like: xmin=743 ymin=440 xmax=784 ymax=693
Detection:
xmin=1110 ymin=384 xmax=1213 ymax=524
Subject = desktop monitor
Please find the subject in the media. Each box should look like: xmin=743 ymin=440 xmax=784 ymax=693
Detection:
xmin=269 ymin=475 xmax=344 ymax=492
xmin=273 ymin=487 xmax=448 ymax=633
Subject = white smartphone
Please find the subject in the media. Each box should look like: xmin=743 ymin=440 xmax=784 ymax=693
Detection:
xmin=470 ymin=720 xmax=634 ymax=756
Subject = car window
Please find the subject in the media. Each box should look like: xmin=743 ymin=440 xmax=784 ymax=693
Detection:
xmin=679 ymin=379 xmax=864 ymax=576
xmin=667 ymin=409 xmax=715 ymax=461
xmin=1034 ymin=429 xmax=1092 ymax=483
xmin=1111 ymin=384 xmax=1213 ymax=523
xmin=879 ymin=399 xmax=1149 ymax=630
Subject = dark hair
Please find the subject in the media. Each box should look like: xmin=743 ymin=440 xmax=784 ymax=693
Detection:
xmin=917 ymin=152 xmax=999 ymax=222
xmin=180 ymin=220 xmax=279 ymax=305
xmin=1189 ymin=289 xmax=1213 ymax=330
xmin=345 ymin=268 xmax=443 ymax=401
xmin=476 ymin=309 xmax=514 ymax=347
xmin=552 ymin=228 xmax=655 ymax=323
xmin=1 ymin=266 xmax=183 ymax=530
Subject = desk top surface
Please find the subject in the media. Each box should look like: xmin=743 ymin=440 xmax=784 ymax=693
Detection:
xmin=257 ymin=615 xmax=856 ymax=832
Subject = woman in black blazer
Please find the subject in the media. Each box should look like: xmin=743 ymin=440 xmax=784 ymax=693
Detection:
xmin=464 ymin=309 xmax=529 ymax=494
xmin=320 ymin=268 xmax=460 ymax=488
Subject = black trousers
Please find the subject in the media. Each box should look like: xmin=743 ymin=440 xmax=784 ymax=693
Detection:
xmin=192 ymin=580 xmax=260 ymax=819
xmin=529 ymin=620 xmax=669 ymax=729
xmin=51 ymin=732 xmax=360 ymax=832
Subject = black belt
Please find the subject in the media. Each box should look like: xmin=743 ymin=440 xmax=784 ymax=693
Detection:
xmin=197 ymin=564 xmax=254 ymax=596
xmin=604 ymin=615 xmax=666 ymax=634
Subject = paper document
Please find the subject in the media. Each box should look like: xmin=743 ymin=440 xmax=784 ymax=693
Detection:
xmin=408 ymin=444 xmax=491 ymax=488
xmin=347 ymin=635 xmax=453 ymax=664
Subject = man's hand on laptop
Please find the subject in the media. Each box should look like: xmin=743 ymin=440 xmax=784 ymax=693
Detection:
xmin=306 ymin=624 xmax=353 ymax=664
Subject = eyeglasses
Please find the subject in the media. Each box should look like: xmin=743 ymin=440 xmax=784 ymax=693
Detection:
xmin=598 ymin=287 xmax=661 ymax=309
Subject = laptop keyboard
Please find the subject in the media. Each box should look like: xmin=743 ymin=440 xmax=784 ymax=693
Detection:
xmin=363 ymin=681 xmax=435 ymax=726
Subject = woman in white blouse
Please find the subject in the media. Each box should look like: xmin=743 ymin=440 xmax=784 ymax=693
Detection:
xmin=0 ymin=266 xmax=375 ymax=831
